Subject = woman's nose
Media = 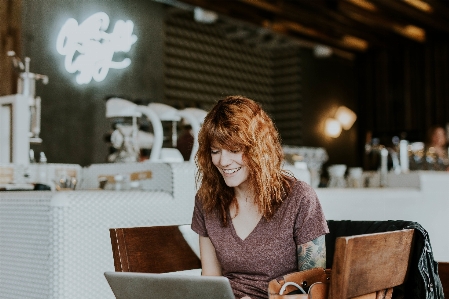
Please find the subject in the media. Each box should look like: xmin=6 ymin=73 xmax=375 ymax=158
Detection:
xmin=219 ymin=150 xmax=232 ymax=166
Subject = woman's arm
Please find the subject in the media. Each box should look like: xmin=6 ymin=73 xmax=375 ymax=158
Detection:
xmin=199 ymin=236 xmax=222 ymax=276
xmin=297 ymin=235 xmax=326 ymax=271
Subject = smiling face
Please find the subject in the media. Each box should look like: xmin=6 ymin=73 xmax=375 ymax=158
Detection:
xmin=210 ymin=145 xmax=250 ymax=189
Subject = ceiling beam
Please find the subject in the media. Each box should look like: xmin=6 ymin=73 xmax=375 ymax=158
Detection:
xmin=339 ymin=0 xmax=426 ymax=43
xmin=176 ymin=0 xmax=449 ymax=53
xmin=179 ymin=0 xmax=369 ymax=53
xmin=372 ymin=0 xmax=449 ymax=35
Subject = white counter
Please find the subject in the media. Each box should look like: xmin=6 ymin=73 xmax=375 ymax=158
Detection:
xmin=317 ymin=171 xmax=449 ymax=262
xmin=0 ymin=162 xmax=197 ymax=299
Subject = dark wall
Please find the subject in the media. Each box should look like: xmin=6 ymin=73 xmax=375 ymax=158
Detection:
xmin=20 ymin=0 xmax=359 ymax=168
xmin=162 ymin=8 xmax=304 ymax=145
xmin=300 ymin=48 xmax=359 ymax=169
xmin=357 ymin=39 xmax=449 ymax=147
xmin=22 ymin=0 xmax=166 ymax=166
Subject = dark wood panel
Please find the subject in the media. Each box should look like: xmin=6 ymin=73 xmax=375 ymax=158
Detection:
xmin=0 ymin=0 xmax=21 ymax=96
xmin=357 ymin=39 xmax=449 ymax=148
xmin=439 ymin=262 xmax=449 ymax=299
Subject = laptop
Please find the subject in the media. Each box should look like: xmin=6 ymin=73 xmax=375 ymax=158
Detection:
xmin=104 ymin=271 xmax=235 ymax=299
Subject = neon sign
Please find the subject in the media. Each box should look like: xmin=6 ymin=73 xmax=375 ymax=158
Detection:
xmin=56 ymin=12 xmax=137 ymax=85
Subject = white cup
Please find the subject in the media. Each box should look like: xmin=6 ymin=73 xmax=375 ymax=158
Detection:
xmin=327 ymin=164 xmax=347 ymax=188
xmin=347 ymin=167 xmax=363 ymax=188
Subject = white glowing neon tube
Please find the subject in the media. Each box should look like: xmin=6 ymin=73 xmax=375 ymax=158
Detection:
xmin=56 ymin=12 xmax=137 ymax=84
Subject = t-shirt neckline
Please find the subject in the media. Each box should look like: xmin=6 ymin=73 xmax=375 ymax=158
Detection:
xmin=228 ymin=211 xmax=264 ymax=243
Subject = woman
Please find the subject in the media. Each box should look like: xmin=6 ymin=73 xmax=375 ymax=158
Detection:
xmin=191 ymin=96 xmax=329 ymax=299
xmin=425 ymin=125 xmax=449 ymax=171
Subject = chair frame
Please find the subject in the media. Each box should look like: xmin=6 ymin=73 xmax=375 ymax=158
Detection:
xmin=330 ymin=228 xmax=415 ymax=299
xmin=109 ymin=225 xmax=201 ymax=273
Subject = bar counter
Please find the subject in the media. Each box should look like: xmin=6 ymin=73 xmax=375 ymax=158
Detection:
xmin=0 ymin=168 xmax=448 ymax=299
xmin=0 ymin=162 xmax=197 ymax=299
xmin=318 ymin=171 xmax=449 ymax=263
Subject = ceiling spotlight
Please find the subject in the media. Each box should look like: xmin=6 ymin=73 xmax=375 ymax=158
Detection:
xmin=194 ymin=7 xmax=218 ymax=24
xmin=393 ymin=24 xmax=426 ymax=42
xmin=342 ymin=35 xmax=369 ymax=51
xmin=314 ymin=45 xmax=333 ymax=58
xmin=403 ymin=0 xmax=433 ymax=13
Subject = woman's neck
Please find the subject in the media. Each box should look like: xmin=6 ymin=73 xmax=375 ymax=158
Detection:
xmin=230 ymin=184 xmax=260 ymax=221
xmin=233 ymin=183 xmax=253 ymax=203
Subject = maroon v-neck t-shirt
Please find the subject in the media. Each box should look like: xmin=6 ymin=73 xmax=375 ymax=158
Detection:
xmin=191 ymin=180 xmax=329 ymax=299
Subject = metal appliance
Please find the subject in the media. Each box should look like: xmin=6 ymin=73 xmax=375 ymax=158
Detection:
xmin=105 ymin=99 xmax=207 ymax=163
xmin=0 ymin=51 xmax=48 ymax=165
xmin=105 ymin=98 xmax=154 ymax=163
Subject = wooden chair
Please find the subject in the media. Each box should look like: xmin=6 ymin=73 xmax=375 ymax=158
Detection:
xmin=109 ymin=226 xmax=415 ymax=299
xmin=329 ymin=229 xmax=415 ymax=299
xmin=438 ymin=262 xmax=449 ymax=299
xmin=109 ymin=225 xmax=201 ymax=273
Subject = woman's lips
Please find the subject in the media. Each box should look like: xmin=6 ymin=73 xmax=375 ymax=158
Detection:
xmin=221 ymin=167 xmax=242 ymax=175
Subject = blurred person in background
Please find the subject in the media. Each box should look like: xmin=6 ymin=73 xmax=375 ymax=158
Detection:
xmin=425 ymin=125 xmax=449 ymax=171
xmin=176 ymin=123 xmax=194 ymax=161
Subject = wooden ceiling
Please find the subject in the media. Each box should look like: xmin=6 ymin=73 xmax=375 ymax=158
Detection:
xmin=174 ymin=0 xmax=449 ymax=56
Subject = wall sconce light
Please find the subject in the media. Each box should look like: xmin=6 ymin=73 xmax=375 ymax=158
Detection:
xmin=325 ymin=106 xmax=357 ymax=138
xmin=335 ymin=106 xmax=357 ymax=130
xmin=325 ymin=118 xmax=342 ymax=138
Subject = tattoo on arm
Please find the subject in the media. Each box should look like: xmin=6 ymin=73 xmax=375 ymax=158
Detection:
xmin=297 ymin=235 xmax=326 ymax=271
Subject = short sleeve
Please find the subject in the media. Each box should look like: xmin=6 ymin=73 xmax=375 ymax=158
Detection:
xmin=293 ymin=182 xmax=329 ymax=245
xmin=191 ymin=195 xmax=208 ymax=237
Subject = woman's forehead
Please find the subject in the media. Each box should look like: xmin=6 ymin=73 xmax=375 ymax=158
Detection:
xmin=210 ymin=141 xmax=220 ymax=148
xmin=210 ymin=140 xmax=242 ymax=150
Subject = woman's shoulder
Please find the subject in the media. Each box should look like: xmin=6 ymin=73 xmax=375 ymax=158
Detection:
xmin=289 ymin=179 xmax=315 ymax=194
xmin=286 ymin=179 xmax=319 ymax=204
xmin=194 ymin=193 xmax=205 ymax=210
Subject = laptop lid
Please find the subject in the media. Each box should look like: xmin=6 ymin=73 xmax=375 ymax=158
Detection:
xmin=104 ymin=271 xmax=235 ymax=299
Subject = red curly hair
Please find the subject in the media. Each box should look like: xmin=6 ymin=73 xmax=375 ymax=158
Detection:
xmin=195 ymin=95 xmax=294 ymax=226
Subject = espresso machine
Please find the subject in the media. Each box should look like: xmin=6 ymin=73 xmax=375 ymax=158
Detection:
xmin=106 ymin=98 xmax=152 ymax=163
xmin=105 ymin=98 xmax=207 ymax=163
xmin=0 ymin=51 xmax=48 ymax=165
